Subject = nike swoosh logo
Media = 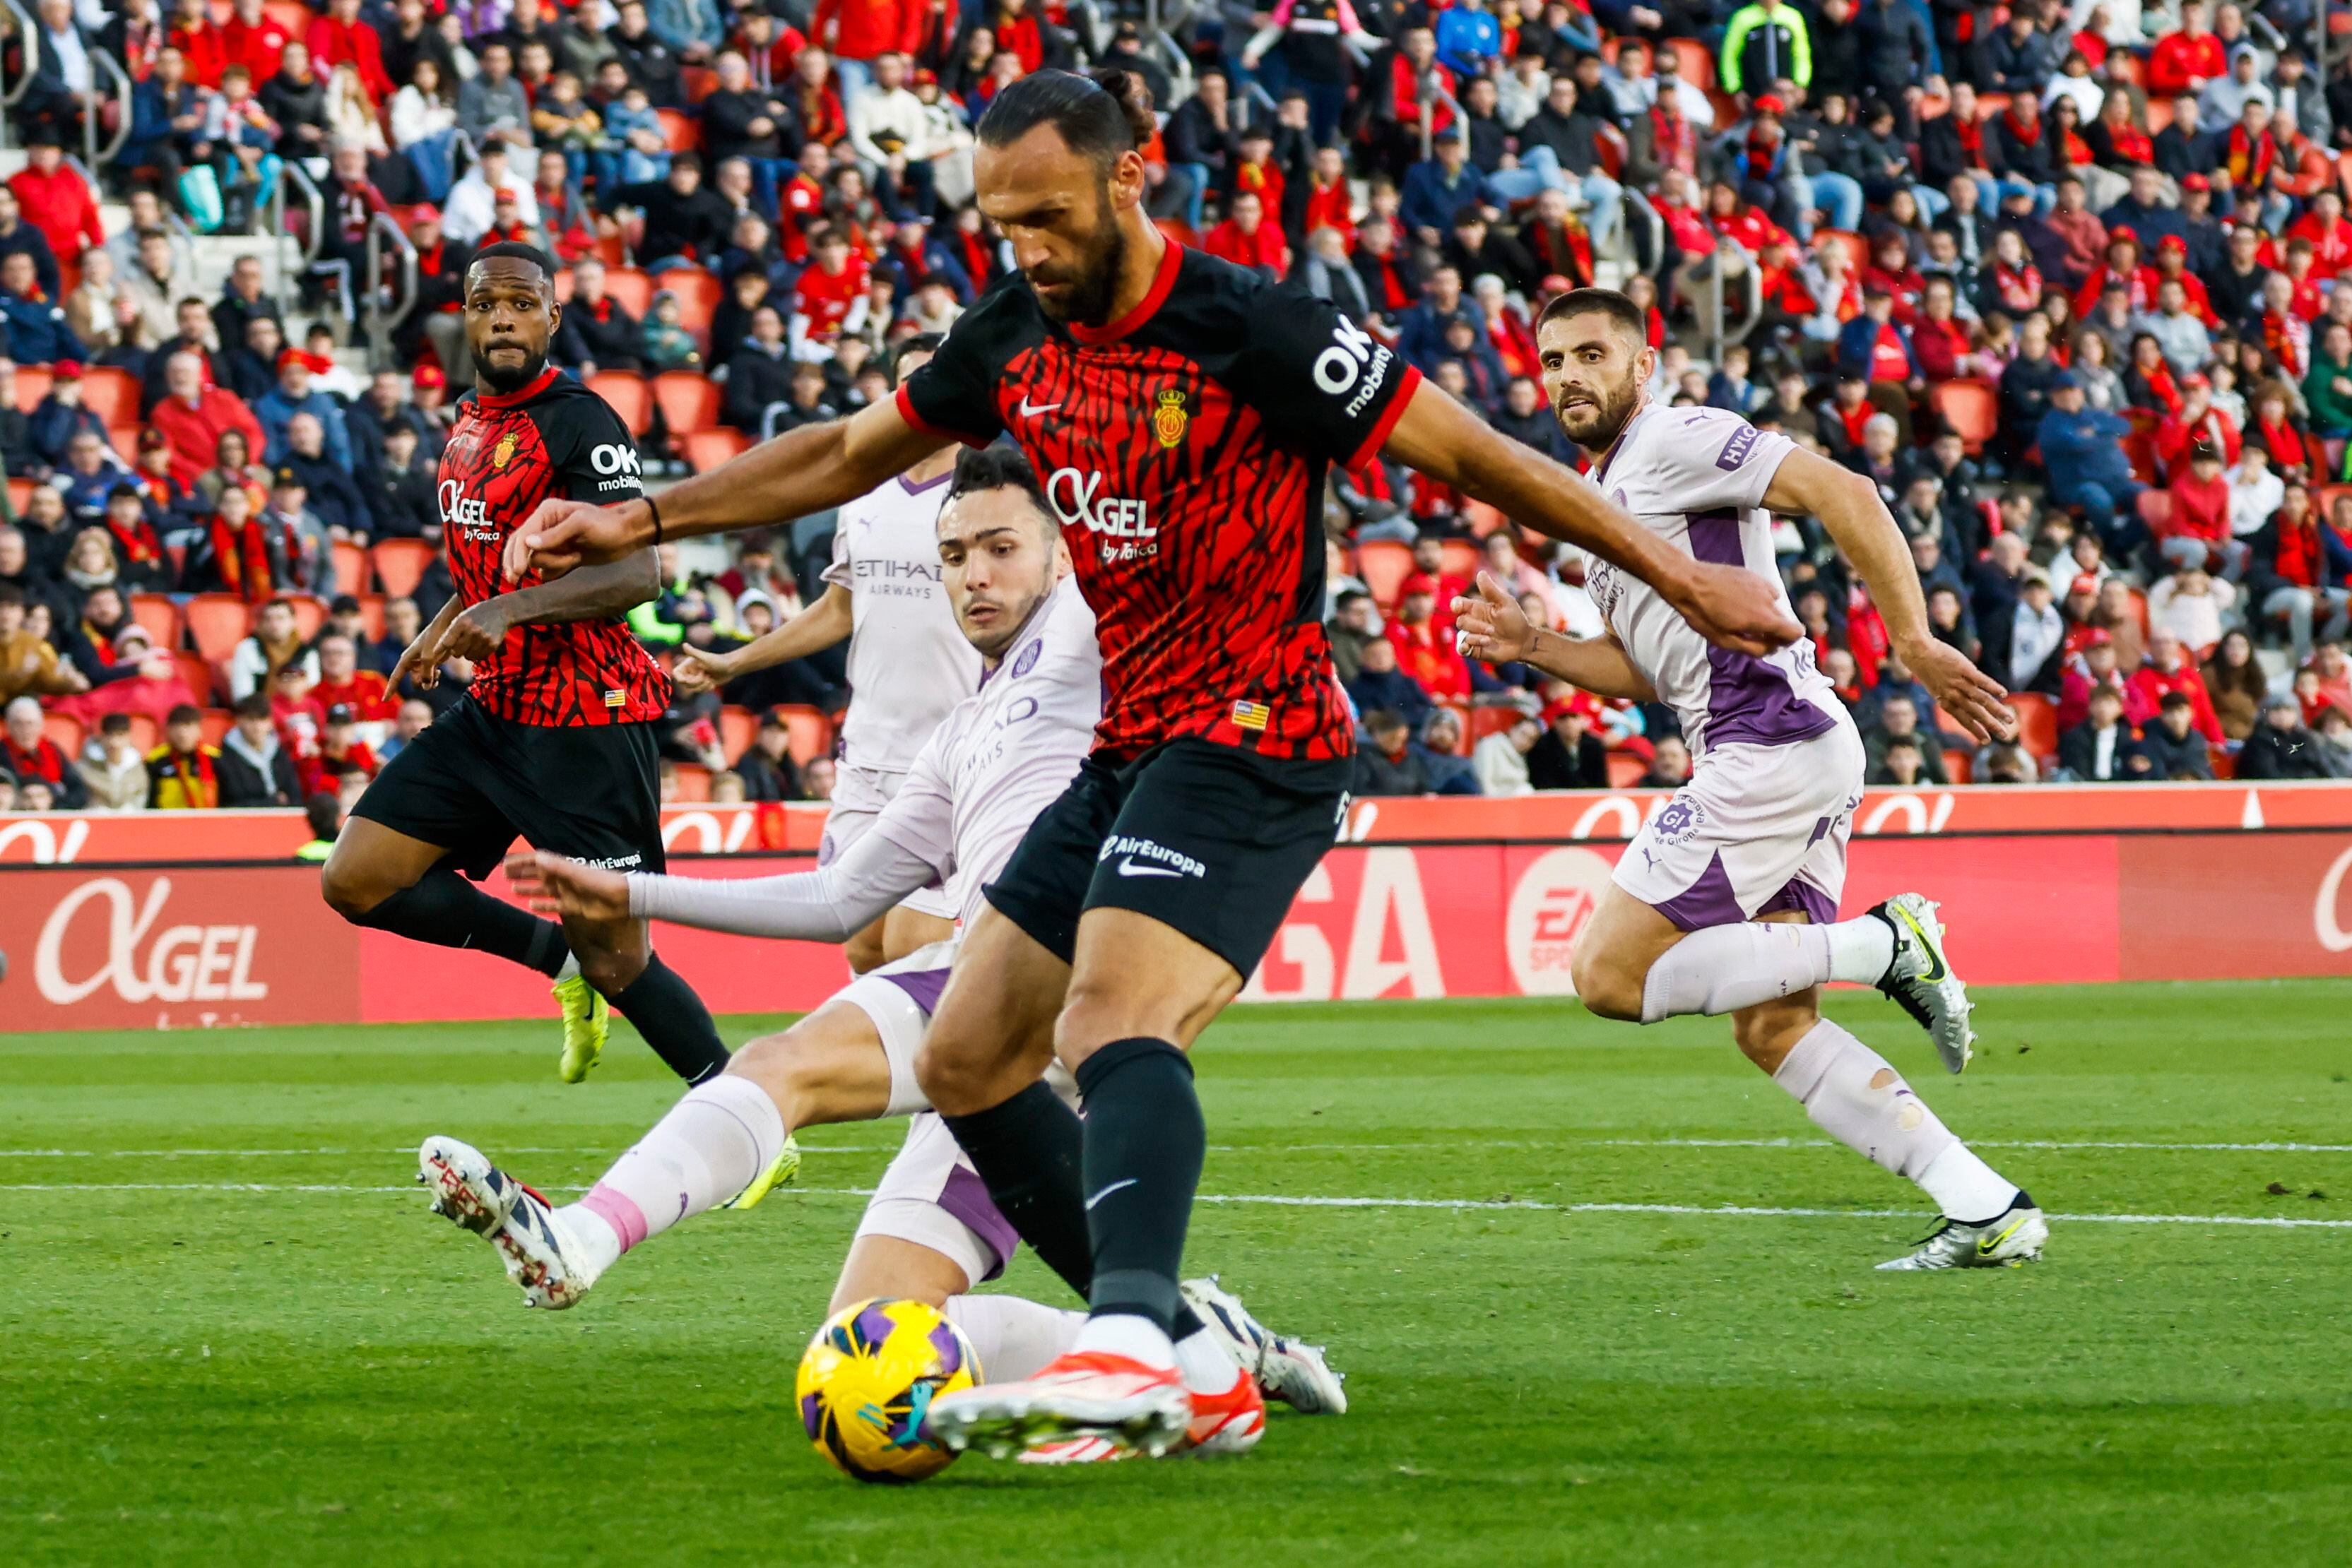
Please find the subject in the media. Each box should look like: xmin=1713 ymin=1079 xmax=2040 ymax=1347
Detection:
xmin=1898 ymin=907 xmax=1947 ymax=982
xmin=1085 ymin=1178 xmax=1137 ymax=1211
xmin=1976 ymin=1215 xmax=2027 ymax=1257
xmin=1116 ymin=858 xmax=1183 ymax=878
xmin=1018 ymin=398 xmax=1062 ymax=417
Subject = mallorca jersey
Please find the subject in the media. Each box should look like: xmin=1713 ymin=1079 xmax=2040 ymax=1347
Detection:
xmin=439 ymin=366 xmax=670 ymax=726
xmin=895 ymin=240 xmax=1420 ymax=762
xmin=868 ymin=578 xmax=1101 ymax=928
xmin=1583 ymin=405 xmax=1845 ymax=759
xmin=821 ymin=468 xmax=983 ymax=775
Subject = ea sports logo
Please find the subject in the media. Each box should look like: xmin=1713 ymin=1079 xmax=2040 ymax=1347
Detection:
xmin=589 ymin=442 xmax=641 ymax=476
xmin=1505 ymin=848 xmax=1614 ymax=996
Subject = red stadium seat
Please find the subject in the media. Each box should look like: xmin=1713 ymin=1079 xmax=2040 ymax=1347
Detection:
xmin=1605 ymin=751 xmax=1647 ymax=788
xmin=681 ymin=65 xmax=719 ymax=105
xmin=372 ymin=538 xmax=436 ymax=598
xmin=602 ymin=266 xmax=655 ymax=318
xmin=6 ymin=475 xmax=30 ymax=513
xmin=718 ymin=704 xmax=757 ymax=763
xmin=129 ymin=593 xmax=181 ymax=651
xmin=1356 ymin=539 xmax=1414 ymax=607
xmin=1944 ymin=747 xmax=1973 ymax=783
xmin=1154 ymin=218 xmax=1200 ymax=249
xmin=199 ymin=707 xmax=235 ymax=747
xmin=357 ymin=593 xmax=386 ymax=642
xmin=773 ymin=704 xmax=832 ymax=764
xmin=176 ymin=653 xmax=218 ymax=706
xmin=332 ymin=539 xmax=369 ymax=595
xmin=42 ymin=711 xmax=83 ymax=756
xmin=2008 ymin=692 xmax=2060 ymax=766
xmin=656 ymin=108 xmax=701 ymax=153
xmin=2146 ymin=96 xmax=2175 ymax=133
xmin=286 ymin=595 xmax=326 ymax=641
xmin=682 ymin=427 xmax=752 ymax=471
xmin=108 ymin=425 xmax=143 ymax=464
xmin=1929 ymin=378 xmax=1999 ymax=454
xmin=2136 ymin=489 xmax=2173 ymax=532
xmin=184 ymin=594 xmax=254 ymax=661
xmin=80 ymin=367 xmax=140 ymax=427
xmin=1461 ymin=501 xmax=1509 ymax=538
xmin=11 ymin=366 xmax=49 ymax=412
xmin=551 ymin=267 xmax=577 ymax=303
xmin=668 ymin=761 xmax=713 ymax=802
xmin=1438 ymin=538 xmax=1480 ymax=581
xmin=594 ymin=232 xmax=629 ymax=267
xmin=588 ymin=371 xmax=654 ymax=436
xmin=264 ymin=0 xmax=314 ymax=34
xmin=122 ymin=713 xmax=160 ymax=754
xmin=1470 ymin=706 xmax=1529 ymax=744
xmin=661 ymin=267 xmax=723 ymax=346
xmin=653 ymin=369 xmax=721 ymax=434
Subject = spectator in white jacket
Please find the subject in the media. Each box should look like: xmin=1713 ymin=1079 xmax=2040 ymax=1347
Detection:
xmin=1472 ymin=711 xmax=1541 ymax=797
xmin=441 ymin=137 xmax=540 ymax=245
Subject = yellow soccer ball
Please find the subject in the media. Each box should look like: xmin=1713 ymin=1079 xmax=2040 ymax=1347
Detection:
xmin=796 ymin=1298 xmax=981 ymax=1483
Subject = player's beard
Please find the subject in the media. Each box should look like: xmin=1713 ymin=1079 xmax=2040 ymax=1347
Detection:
xmin=473 ymin=340 xmax=548 ymax=396
xmin=1552 ymin=373 xmax=1641 ymax=457
xmin=1031 ymin=183 xmax=1127 ymax=327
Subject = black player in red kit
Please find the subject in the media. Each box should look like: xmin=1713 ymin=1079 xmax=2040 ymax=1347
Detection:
xmin=321 ymin=242 xmax=730 ymax=1088
xmin=504 ymin=73 xmax=1800 ymax=1459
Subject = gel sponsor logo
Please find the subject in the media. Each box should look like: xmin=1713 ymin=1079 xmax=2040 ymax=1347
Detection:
xmin=439 ymin=479 xmax=492 ymax=535
xmin=34 ymin=877 xmax=269 ymax=1006
xmin=1046 ymin=468 xmax=1155 ymax=541
xmin=1504 ymin=848 xmax=1614 ymax=996
xmin=1311 ymin=316 xmax=1393 ymax=419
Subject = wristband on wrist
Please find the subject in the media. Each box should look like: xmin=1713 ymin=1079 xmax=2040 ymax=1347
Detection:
xmin=644 ymin=494 xmax=663 ymax=548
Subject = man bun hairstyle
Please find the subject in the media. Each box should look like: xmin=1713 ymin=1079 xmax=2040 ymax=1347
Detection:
xmin=1534 ymin=285 xmax=1648 ymax=345
xmin=976 ymin=67 xmax=1157 ymax=170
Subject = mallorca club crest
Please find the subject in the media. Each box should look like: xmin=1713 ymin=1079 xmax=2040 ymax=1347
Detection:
xmin=492 ymin=432 xmax=519 ymax=470
xmin=1152 ymin=388 xmax=1188 ymax=449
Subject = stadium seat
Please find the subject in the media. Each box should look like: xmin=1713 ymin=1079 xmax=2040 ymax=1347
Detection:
xmin=669 ymin=762 xmax=713 ymax=802
xmin=1470 ymin=706 xmax=1527 ymax=745
xmin=372 ymin=538 xmax=436 ymax=598
xmin=128 ymin=593 xmax=181 ymax=651
xmin=1461 ymin=501 xmax=1508 ymax=538
xmin=287 ymin=595 xmax=327 ymax=641
xmin=332 ymin=539 xmax=369 ymax=595
xmin=589 ymin=371 xmax=654 ymax=436
xmin=594 ymin=232 xmax=629 ymax=267
xmin=653 ymin=369 xmax=721 ymax=434
xmin=1356 ymin=539 xmax=1414 ymax=606
xmin=1605 ymin=751 xmax=1647 ymax=788
xmin=80 ymin=367 xmax=140 ymax=427
xmin=2320 ymin=484 xmax=2352 ymax=523
xmin=2146 ymin=96 xmax=2175 ymax=133
xmin=264 ymin=1 xmax=314 ymax=34
xmin=42 ymin=711 xmax=82 ymax=755
xmin=11 ymin=366 xmax=49 ymax=412
xmin=603 ymin=266 xmax=656 ymax=319
xmin=656 ymin=108 xmax=701 ymax=153
xmin=175 ymin=652 xmax=218 ymax=705
xmin=184 ymin=594 xmax=254 ymax=661
xmin=1153 ymin=218 xmax=1200 ymax=249
xmin=2136 ymin=489 xmax=2173 ymax=532
xmin=773 ymin=703 xmax=832 ymax=764
xmin=199 ymin=707 xmax=235 ymax=747
xmin=682 ymin=65 xmax=719 ymax=104
xmin=122 ymin=713 xmax=159 ymax=754
xmin=718 ymin=704 xmax=757 ymax=763
xmin=6 ymin=475 xmax=30 ymax=514
xmin=662 ymin=268 xmax=723 ymax=348
xmin=551 ymin=267 xmax=576 ymax=303
xmin=2212 ymin=747 xmax=2237 ymax=779
xmin=1944 ymin=747 xmax=1973 ymax=783
xmin=357 ymin=593 xmax=386 ymax=642
xmin=1929 ymin=379 xmax=1999 ymax=454
xmin=2008 ymin=692 xmax=2060 ymax=766
xmin=108 ymin=425 xmax=142 ymax=464
xmin=1438 ymin=701 xmax=1474 ymax=754
xmin=1439 ymin=538 xmax=1481 ymax=581
xmin=682 ymin=427 xmax=752 ymax=471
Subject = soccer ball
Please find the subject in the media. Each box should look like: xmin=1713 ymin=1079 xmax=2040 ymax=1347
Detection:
xmin=796 ymin=1297 xmax=981 ymax=1483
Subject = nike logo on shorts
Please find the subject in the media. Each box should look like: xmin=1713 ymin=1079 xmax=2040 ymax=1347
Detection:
xmin=1085 ymin=1178 xmax=1137 ymax=1210
xmin=1116 ymin=858 xmax=1184 ymax=878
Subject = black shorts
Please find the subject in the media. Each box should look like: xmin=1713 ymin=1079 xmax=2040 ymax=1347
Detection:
xmin=983 ymin=736 xmax=1352 ymax=977
xmin=350 ymin=697 xmax=666 ymax=879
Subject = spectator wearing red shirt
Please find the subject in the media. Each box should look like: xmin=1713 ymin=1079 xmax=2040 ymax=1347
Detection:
xmin=150 ymin=348 xmax=268 ymax=490
xmin=2146 ymin=0 xmax=2226 ymax=97
xmin=2130 ymin=627 xmax=2228 ymax=744
xmin=1301 ymin=147 xmax=1355 ymax=250
xmin=2072 ymin=227 xmax=2156 ymax=318
xmin=305 ymin=0 xmax=395 ymax=101
xmin=2057 ymin=629 xmax=2134 ymax=731
xmin=221 ymin=0 xmax=290 ymax=84
xmin=1385 ymin=574 xmax=1471 ymax=701
xmin=2153 ymin=379 xmax=2240 ymax=480
xmin=6 ymin=141 xmax=103 ymax=268
xmin=1389 ymin=26 xmax=1455 ymax=148
xmin=815 ymin=0 xmax=922 ymax=76
xmin=1202 ymin=190 xmax=1291 ymax=277
xmin=2160 ymin=442 xmax=2242 ymax=578
xmin=2 ymin=694 xmax=88 ymax=809
xmin=305 ymin=702 xmax=381 ymax=795
xmin=2285 ymin=189 xmax=2352 ymax=283
xmin=793 ymin=225 xmax=871 ymax=345
xmin=169 ymin=0 xmax=230 ymax=89
xmin=776 ymin=141 xmax=829 ymax=263
xmin=310 ymin=633 xmax=394 ymax=720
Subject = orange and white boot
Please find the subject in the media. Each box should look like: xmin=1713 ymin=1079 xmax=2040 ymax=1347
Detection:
xmin=1019 ymin=1360 xmax=1265 ymax=1464
xmin=929 ymin=1350 xmax=1191 ymax=1461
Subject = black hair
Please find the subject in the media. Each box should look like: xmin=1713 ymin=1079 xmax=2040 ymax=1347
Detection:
xmin=1364 ymin=708 xmax=1409 ymax=736
xmin=166 ymin=703 xmax=203 ymax=725
xmin=304 ymin=792 xmax=343 ymax=842
xmin=1534 ymin=285 xmax=1648 ymax=345
xmin=97 ymin=711 xmax=131 ymax=735
xmin=947 ymin=443 xmax=1050 ymax=518
xmin=468 ymin=240 xmax=557 ymax=288
xmin=976 ymin=68 xmax=1156 ymax=170
xmin=232 ymin=694 xmax=272 ymax=720
xmin=891 ymin=331 xmax=946 ymax=385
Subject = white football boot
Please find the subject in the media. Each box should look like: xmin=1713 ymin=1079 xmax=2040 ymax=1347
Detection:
xmin=1181 ymin=1276 xmax=1349 ymax=1415
xmin=1869 ymin=893 xmax=1975 ymax=1074
xmin=1877 ymin=1195 xmax=2050 ymax=1271
xmin=418 ymin=1136 xmax=602 ymax=1309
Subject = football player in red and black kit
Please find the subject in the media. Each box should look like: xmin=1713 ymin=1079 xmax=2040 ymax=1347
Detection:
xmin=504 ymin=73 xmax=1801 ymax=1458
xmin=321 ymin=242 xmax=730 ymax=1089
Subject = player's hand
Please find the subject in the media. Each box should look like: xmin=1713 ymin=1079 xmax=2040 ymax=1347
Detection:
xmin=1901 ymin=636 xmax=2016 ymax=745
xmin=503 ymin=849 xmax=632 ymax=922
xmin=1671 ymin=562 xmax=1804 ymax=658
xmin=437 ymin=602 xmax=512 ymax=663
xmin=1452 ymin=571 xmax=1537 ymax=665
xmin=502 ymin=498 xmax=646 ymax=585
xmin=671 ymin=643 xmax=735 ymax=696
xmin=389 ymin=619 xmax=448 ymax=691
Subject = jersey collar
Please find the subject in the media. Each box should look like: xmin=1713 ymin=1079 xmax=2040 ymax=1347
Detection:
xmin=474 ymin=364 xmax=560 ymax=410
xmin=1067 ymin=232 xmax=1181 ymax=346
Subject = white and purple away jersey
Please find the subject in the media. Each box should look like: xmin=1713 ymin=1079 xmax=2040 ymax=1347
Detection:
xmin=824 ymin=470 xmax=985 ymax=775
xmin=865 ymin=578 xmax=1101 ymax=928
xmin=1582 ymin=405 xmax=1846 ymax=759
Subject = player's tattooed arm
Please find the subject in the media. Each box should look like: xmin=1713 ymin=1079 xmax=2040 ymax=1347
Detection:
xmin=673 ymin=583 xmax=853 ymax=696
xmin=1451 ymin=574 xmax=1657 ymax=700
xmin=437 ymin=550 xmax=662 ymax=661
xmin=1761 ymin=446 xmax=2016 ymax=744
xmin=504 ymin=400 xmax=945 ymax=581
xmin=1381 ymin=380 xmax=1802 ymax=658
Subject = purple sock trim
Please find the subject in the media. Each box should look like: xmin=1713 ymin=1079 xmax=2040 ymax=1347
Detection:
xmin=581 ymin=1184 xmax=648 ymax=1252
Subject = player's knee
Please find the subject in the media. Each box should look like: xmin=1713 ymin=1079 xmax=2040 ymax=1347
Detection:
xmin=1571 ymin=949 xmax=1645 ymax=1023
xmin=319 ymin=854 xmax=389 ymax=922
xmin=911 ymin=1031 xmax=992 ymax=1116
xmin=842 ymin=922 xmax=886 ymax=976
xmin=574 ymin=944 xmax=645 ymax=996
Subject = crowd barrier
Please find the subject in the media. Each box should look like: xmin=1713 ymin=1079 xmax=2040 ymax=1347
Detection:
xmin=2 ymin=781 xmax=2348 ymax=1031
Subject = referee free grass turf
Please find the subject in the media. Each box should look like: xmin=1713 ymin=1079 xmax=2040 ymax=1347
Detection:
xmin=3 ymin=980 xmax=2348 ymax=1566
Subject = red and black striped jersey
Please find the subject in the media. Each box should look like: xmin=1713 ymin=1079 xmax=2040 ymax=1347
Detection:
xmin=897 ymin=240 xmax=1420 ymax=763
xmin=437 ymin=366 xmax=670 ymax=727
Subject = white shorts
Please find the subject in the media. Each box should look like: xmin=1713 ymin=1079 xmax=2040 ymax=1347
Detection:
xmin=1612 ymin=724 xmax=1866 ymax=929
xmin=823 ymin=764 xmax=959 ymax=922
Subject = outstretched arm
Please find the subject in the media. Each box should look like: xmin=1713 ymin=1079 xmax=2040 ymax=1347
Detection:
xmin=504 ymin=397 xmax=947 ymax=581
xmin=505 ymin=828 xmax=941 ymax=943
xmin=432 ymin=550 xmax=663 ymax=663
xmin=1450 ymin=573 xmax=1657 ymax=699
xmin=1761 ymin=446 xmax=2014 ymax=742
xmin=673 ymin=583 xmax=855 ymax=696
xmin=1382 ymin=380 xmax=1802 ymax=658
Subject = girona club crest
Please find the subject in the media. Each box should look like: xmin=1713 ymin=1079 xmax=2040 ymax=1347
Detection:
xmin=1152 ymin=388 xmax=1188 ymax=449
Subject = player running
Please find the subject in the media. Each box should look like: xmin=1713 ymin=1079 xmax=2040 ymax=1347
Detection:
xmin=418 ymin=450 xmax=1339 ymax=1459
xmin=671 ymin=333 xmax=976 ymax=978
xmin=500 ymin=69 xmax=1799 ymax=1459
xmin=320 ymin=242 xmax=728 ymax=1088
xmin=1453 ymin=288 xmax=2047 ymax=1272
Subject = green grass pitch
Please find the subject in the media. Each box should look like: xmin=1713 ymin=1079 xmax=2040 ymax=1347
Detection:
xmin=4 ymin=980 xmax=2349 ymax=1565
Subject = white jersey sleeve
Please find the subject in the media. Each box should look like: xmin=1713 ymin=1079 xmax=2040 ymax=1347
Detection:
xmin=832 ymin=471 xmax=983 ymax=776
xmin=1631 ymin=406 xmax=1796 ymax=516
xmin=868 ymin=719 xmax=961 ymax=888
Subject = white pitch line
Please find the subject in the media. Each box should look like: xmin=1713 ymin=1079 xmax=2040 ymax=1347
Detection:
xmin=1 ymin=1181 xmax=2346 ymax=1230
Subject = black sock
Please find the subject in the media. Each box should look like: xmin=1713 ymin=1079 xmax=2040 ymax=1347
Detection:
xmin=605 ymin=956 xmax=729 ymax=1083
xmin=351 ymin=867 xmax=569 ymax=977
xmin=942 ymin=1081 xmax=1207 ymax=1340
xmin=1075 ymin=1038 xmax=1204 ymax=1336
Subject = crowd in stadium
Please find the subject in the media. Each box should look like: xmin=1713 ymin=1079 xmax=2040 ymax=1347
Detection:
xmin=4 ymin=0 xmax=2352 ymax=818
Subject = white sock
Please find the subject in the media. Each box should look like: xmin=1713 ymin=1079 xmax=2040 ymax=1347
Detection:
xmin=1772 ymin=1018 xmax=1979 ymax=1188
xmin=1070 ymin=1312 xmax=1177 ymax=1370
xmin=554 ymin=950 xmax=580 ymax=983
xmin=945 ymin=1295 xmax=1085 ymax=1384
xmin=1637 ymin=910 xmax=1891 ymax=1022
xmin=560 ymin=1074 xmax=786 ymax=1275
xmin=1173 ymin=1327 xmax=1243 ymax=1395
xmin=1915 ymin=1143 xmax=2026 ymax=1224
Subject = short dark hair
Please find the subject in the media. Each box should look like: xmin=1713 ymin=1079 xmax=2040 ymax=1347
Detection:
xmin=98 ymin=711 xmax=131 ymax=735
xmin=233 ymin=694 xmax=273 ymax=720
xmin=469 ymin=241 xmax=557 ymax=287
xmin=891 ymin=331 xmax=945 ymax=385
xmin=1365 ymin=708 xmax=1409 ymax=737
xmin=1535 ymin=286 xmax=1648 ymax=345
xmin=0 ymin=583 xmax=20 ymax=609
xmin=166 ymin=703 xmax=202 ymax=726
xmin=976 ymin=68 xmax=1156 ymax=171
xmin=947 ymin=444 xmax=1048 ymax=516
